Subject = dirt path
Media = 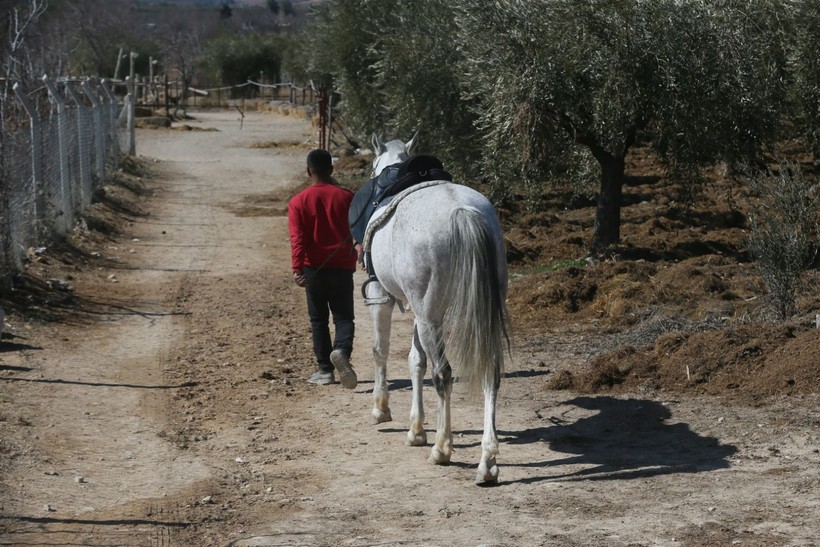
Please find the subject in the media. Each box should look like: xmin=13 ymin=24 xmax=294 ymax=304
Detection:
xmin=1 ymin=111 xmax=818 ymax=547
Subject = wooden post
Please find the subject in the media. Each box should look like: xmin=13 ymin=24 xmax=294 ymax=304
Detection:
xmin=164 ymin=74 xmax=170 ymax=118
xmin=327 ymin=92 xmax=334 ymax=149
xmin=317 ymin=87 xmax=329 ymax=150
xmin=114 ymin=47 xmax=123 ymax=80
xmin=129 ymin=51 xmax=136 ymax=82
xmin=149 ymin=57 xmax=155 ymax=105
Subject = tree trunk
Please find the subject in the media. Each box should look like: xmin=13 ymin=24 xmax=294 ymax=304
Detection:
xmin=591 ymin=152 xmax=625 ymax=253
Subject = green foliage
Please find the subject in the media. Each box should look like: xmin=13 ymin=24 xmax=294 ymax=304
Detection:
xmin=202 ymin=32 xmax=283 ymax=94
xmin=746 ymin=162 xmax=819 ymax=320
xmin=219 ymin=2 xmax=232 ymax=19
xmin=450 ymin=0 xmax=793 ymax=249
xmin=296 ymin=1 xmax=480 ymax=178
xmin=296 ymin=0 xmax=799 ymax=249
xmin=371 ymin=0 xmax=481 ymax=180
xmin=281 ymin=26 xmax=331 ymax=88
xmin=456 ymin=0 xmax=789 ymax=185
xmin=266 ymin=0 xmax=292 ymax=16
xmin=649 ymin=0 xmax=791 ymax=168
xmin=789 ymin=1 xmax=820 ymax=159
xmin=306 ymin=0 xmax=391 ymax=142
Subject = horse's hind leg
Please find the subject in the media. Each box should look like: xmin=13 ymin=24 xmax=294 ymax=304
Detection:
xmin=429 ymin=361 xmax=453 ymax=465
xmin=476 ymin=377 xmax=501 ymax=484
xmin=406 ymin=325 xmax=428 ymax=446
xmin=415 ymin=322 xmax=452 ymax=464
xmin=368 ymin=284 xmax=395 ymax=424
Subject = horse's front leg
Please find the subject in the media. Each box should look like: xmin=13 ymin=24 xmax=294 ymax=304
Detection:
xmin=476 ymin=379 xmax=500 ymax=485
xmin=406 ymin=325 xmax=428 ymax=446
xmin=367 ymin=281 xmax=394 ymax=424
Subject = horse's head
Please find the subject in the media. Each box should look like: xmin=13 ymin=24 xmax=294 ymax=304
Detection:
xmin=371 ymin=132 xmax=418 ymax=177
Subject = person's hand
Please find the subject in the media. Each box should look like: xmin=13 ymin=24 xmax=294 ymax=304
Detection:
xmin=293 ymin=270 xmax=307 ymax=287
xmin=357 ymin=245 xmax=366 ymax=272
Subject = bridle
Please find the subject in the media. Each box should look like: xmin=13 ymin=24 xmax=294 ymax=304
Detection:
xmin=371 ymin=150 xmax=409 ymax=179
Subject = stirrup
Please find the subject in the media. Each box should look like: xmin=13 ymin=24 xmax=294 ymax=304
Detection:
xmin=361 ymin=277 xmax=405 ymax=312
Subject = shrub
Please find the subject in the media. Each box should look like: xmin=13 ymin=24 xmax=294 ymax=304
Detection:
xmin=746 ymin=162 xmax=819 ymax=320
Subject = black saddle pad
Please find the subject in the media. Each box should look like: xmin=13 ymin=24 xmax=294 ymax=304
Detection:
xmin=348 ymin=155 xmax=452 ymax=244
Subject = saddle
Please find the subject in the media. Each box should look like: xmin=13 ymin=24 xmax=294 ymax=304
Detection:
xmin=348 ymin=155 xmax=452 ymax=245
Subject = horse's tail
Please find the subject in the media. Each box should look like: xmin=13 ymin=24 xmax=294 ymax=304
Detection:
xmin=444 ymin=206 xmax=510 ymax=396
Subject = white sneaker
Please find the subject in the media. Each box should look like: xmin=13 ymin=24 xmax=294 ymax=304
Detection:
xmin=308 ymin=370 xmax=334 ymax=385
xmin=330 ymin=350 xmax=357 ymax=389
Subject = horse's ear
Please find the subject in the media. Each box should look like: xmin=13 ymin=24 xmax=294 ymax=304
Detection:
xmin=372 ymin=133 xmax=386 ymax=155
xmin=405 ymin=131 xmax=419 ymax=156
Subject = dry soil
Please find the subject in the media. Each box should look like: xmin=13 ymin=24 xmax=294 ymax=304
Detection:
xmin=1 ymin=110 xmax=818 ymax=547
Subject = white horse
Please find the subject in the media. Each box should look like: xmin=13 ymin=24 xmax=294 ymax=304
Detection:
xmin=362 ymin=133 xmax=510 ymax=484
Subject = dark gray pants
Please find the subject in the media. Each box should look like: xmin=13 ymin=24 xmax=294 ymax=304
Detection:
xmin=303 ymin=267 xmax=355 ymax=372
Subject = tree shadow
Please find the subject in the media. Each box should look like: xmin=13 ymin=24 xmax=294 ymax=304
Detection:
xmin=505 ymin=369 xmax=551 ymax=379
xmin=0 ymin=342 xmax=42 ymax=353
xmin=0 ymin=376 xmax=199 ymax=390
xmin=500 ymin=396 xmax=737 ymax=485
xmin=1 ymin=515 xmax=190 ymax=527
xmin=0 ymin=364 xmax=34 ymax=372
xmin=0 ymin=332 xmax=42 ymax=354
xmin=384 ymin=378 xmax=433 ymax=391
xmin=381 ymin=369 xmax=547 ymax=392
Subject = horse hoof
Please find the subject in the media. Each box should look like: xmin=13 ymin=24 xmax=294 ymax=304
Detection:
xmin=406 ymin=432 xmax=427 ymax=446
xmin=371 ymin=409 xmax=392 ymax=424
xmin=475 ymin=464 xmax=499 ymax=485
xmin=428 ymin=447 xmax=451 ymax=465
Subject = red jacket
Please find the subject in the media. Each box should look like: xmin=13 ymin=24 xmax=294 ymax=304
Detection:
xmin=288 ymin=182 xmax=357 ymax=272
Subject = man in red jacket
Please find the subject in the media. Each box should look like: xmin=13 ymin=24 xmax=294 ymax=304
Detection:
xmin=288 ymin=149 xmax=358 ymax=389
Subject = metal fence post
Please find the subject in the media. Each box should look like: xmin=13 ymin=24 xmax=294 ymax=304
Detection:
xmin=42 ymin=75 xmax=74 ymax=233
xmin=12 ymin=82 xmax=45 ymax=240
xmin=0 ymin=72 xmax=129 ymax=286
xmin=65 ymin=81 xmax=93 ymax=209
xmin=82 ymin=79 xmax=106 ymax=183
xmin=126 ymin=76 xmax=136 ymax=155
xmin=100 ymin=79 xmax=120 ymax=158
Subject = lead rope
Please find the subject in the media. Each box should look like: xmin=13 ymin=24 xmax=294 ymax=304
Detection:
xmin=300 ymin=232 xmax=355 ymax=285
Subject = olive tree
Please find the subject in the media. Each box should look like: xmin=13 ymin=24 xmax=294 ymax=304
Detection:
xmin=789 ymin=1 xmax=820 ymax=163
xmin=456 ymin=0 xmax=791 ymax=252
xmin=299 ymin=0 xmax=480 ymax=176
xmin=369 ymin=0 xmax=481 ymax=178
xmin=202 ymin=32 xmax=284 ymax=95
xmin=306 ymin=0 xmax=392 ymax=144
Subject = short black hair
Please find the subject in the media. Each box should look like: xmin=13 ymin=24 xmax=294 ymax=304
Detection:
xmin=306 ymin=149 xmax=333 ymax=178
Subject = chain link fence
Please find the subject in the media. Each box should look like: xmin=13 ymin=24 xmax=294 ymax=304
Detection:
xmin=0 ymin=76 xmax=136 ymax=285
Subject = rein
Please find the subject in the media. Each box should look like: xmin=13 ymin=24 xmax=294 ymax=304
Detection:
xmin=301 ymin=232 xmax=355 ymax=285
